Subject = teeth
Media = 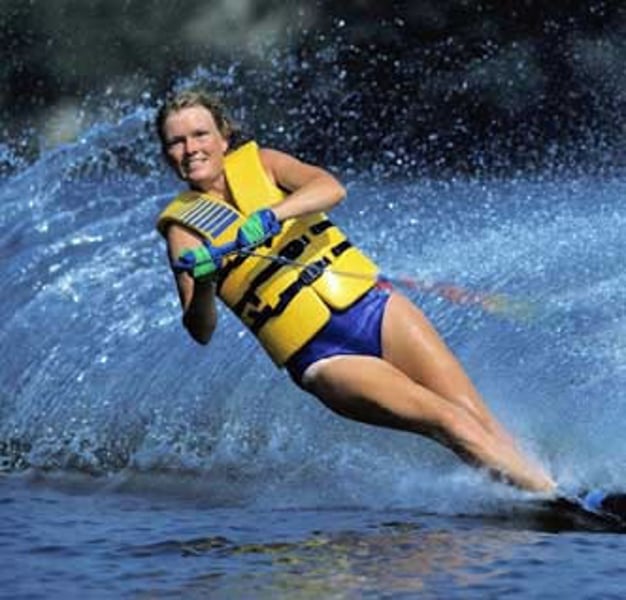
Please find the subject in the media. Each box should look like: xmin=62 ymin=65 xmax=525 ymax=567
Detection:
xmin=186 ymin=159 xmax=205 ymax=168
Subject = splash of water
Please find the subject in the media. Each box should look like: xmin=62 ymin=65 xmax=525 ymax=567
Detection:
xmin=1 ymin=78 xmax=626 ymax=510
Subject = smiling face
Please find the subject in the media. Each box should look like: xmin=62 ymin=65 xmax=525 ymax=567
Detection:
xmin=161 ymin=105 xmax=230 ymax=192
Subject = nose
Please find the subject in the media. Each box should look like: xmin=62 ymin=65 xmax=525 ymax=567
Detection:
xmin=184 ymin=136 xmax=200 ymax=154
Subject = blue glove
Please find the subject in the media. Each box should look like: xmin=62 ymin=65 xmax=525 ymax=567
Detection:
xmin=236 ymin=209 xmax=282 ymax=249
xmin=173 ymin=241 xmax=223 ymax=281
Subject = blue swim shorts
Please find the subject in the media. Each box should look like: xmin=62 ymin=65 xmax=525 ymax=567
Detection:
xmin=285 ymin=285 xmax=391 ymax=387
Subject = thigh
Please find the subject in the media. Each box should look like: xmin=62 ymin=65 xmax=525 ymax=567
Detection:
xmin=302 ymin=354 xmax=461 ymax=438
xmin=303 ymin=354 xmax=554 ymax=492
xmin=380 ymin=292 xmax=501 ymax=431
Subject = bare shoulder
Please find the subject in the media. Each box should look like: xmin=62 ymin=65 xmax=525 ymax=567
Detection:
xmin=259 ymin=146 xmax=295 ymax=163
xmin=258 ymin=147 xmax=302 ymax=174
xmin=258 ymin=147 xmax=329 ymax=191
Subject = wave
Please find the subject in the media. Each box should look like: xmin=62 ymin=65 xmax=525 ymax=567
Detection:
xmin=2 ymin=102 xmax=626 ymax=510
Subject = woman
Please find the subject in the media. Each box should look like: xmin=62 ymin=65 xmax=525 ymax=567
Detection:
xmin=155 ymin=88 xmax=556 ymax=494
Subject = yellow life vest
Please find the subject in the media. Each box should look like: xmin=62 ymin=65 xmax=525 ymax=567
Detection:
xmin=156 ymin=141 xmax=379 ymax=365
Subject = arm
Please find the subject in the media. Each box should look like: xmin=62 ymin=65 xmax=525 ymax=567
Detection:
xmin=166 ymin=224 xmax=218 ymax=344
xmin=259 ymin=148 xmax=346 ymax=221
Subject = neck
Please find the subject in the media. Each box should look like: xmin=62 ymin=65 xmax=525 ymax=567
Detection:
xmin=190 ymin=173 xmax=233 ymax=204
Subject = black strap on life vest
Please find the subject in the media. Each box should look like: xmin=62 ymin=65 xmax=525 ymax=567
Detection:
xmin=246 ymin=240 xmax=352 ymax=334
xmin=247 ymin=258 xmax=328 ymax=334
xmin=216 ymin=219 xmax=333 ymax=289
xmin=229 ymin=234 xmax=312 ymax=315
xmin=220 ymin=218 xmax=342 ymax=312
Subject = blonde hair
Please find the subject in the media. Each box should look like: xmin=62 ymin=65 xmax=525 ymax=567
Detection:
xmin=155 ymin=88 xmax=236 ymax=146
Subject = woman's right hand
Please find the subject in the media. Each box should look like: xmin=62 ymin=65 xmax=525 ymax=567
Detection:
xmin=173 ymin=241 xmax=223 ymax=281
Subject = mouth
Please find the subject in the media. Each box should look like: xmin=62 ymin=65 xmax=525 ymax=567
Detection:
xmin=182 ymin=155 xmax=208 ymax=173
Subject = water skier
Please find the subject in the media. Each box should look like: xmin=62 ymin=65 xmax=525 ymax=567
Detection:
xmin=155 ymin=88 xmax=555 ymax=494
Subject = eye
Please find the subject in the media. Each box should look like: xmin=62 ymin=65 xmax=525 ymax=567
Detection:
xmin=165 ymin=137 xmax=183 ymax=149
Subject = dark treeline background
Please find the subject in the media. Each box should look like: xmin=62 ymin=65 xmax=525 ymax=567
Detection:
xmin=1 ymin=0 xmax=624 ymax=176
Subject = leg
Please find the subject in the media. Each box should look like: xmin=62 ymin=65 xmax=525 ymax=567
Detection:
xmin=301 ymin=291 xmax=555 ymax=492
xmin=304 ymin=355 xmax=554 ymax=492
xmin=382 ymin=292 xmax=506 ymax=436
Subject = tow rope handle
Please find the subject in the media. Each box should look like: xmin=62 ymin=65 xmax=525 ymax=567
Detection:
xmin=213 ymin=240 xmax=239 ymax=258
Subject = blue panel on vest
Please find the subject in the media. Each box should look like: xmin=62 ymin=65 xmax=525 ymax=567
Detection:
xmin=179 ymin=200 xmax=238 ymax=238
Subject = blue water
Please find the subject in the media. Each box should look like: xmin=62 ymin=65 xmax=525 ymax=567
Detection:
xmin=2 ymin=105 xmax=626 ymax=598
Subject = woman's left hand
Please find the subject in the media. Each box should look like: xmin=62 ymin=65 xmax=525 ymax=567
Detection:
xmin=236 ymin=208 xmax=282 ymax=248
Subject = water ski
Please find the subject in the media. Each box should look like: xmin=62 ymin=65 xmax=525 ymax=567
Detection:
xmin=539 ymin=490 xmax=626 ymax=532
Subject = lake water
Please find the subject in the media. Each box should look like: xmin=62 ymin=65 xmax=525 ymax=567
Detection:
xmin=4 ymin=472 xmax=626 ymax=599
xmin=2 ymin=104 xmax=626 ymax=598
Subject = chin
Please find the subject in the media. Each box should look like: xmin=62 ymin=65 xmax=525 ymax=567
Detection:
xmin=185 ymin=170 xmax=210 ymax=184
xmin=187 ymin=176 xmax=213 ymax=191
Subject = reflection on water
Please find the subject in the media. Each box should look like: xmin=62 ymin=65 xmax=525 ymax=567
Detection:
xmin=129 ymin=518 xmax=540 ymax=598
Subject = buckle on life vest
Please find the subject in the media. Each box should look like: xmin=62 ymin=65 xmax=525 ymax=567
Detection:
xmin=299 ymin=259 xmax=327 ymax=286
